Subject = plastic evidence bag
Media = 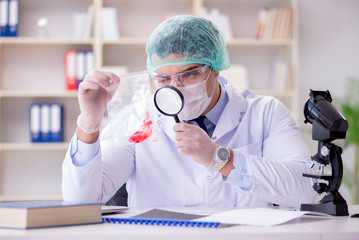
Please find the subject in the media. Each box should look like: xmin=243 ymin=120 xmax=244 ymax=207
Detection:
xmin=106 ymin=71 xmax=157 ymax=146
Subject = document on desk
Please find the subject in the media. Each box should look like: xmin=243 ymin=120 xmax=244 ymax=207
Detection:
xmin=102 ymin=208 xmax=222 ymax=228
xmin=196 ymin=208 xmax=331 ymax=227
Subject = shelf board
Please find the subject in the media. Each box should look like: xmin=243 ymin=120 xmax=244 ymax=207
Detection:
xmin=0 ymin=142 xmax=70 ymax=151
xmin=0 ymin=90 xmax=78 ymax=98
xmin=0 ymin=37 xmax=94 ymax=45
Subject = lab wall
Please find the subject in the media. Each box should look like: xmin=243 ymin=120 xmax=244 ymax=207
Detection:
xmin=298 ymin=0 xmax=359 ymax=203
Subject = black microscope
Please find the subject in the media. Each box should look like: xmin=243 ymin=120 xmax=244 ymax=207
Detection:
xmin=300 ymin=89 xmax=349 ymax=216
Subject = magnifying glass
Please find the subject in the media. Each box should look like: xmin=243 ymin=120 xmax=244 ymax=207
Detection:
xmin=154 ymin=85 xmax=184 ymax=123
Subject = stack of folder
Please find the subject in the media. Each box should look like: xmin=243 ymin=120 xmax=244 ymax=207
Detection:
xmin=30 ymin=103 xmax=63 ymax=142
xmin=0 ymin=0 xmax=19 ymax=37
xmin=65 ymin=50 xmax=95 ymax=90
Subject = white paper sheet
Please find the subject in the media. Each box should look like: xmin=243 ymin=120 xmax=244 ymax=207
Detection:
xmin=196 ymin=208 xmax=330 ymax=227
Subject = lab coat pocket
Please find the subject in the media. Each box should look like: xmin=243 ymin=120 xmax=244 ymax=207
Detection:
xmin=236 ymin=141 xmax=262 ymax=156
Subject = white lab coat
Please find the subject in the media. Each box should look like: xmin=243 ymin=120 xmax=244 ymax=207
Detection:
xmin=62 ymin=81 xmax=317 ymax=209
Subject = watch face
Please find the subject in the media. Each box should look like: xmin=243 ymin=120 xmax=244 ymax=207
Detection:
xmin=218 ymin=148 xmax=230 ymax=161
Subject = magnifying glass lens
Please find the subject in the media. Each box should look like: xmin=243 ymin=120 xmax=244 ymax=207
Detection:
xmin=154 ymin=86 xmax=184 ymax=123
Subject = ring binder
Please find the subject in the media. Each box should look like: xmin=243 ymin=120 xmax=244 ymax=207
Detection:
xmin=102 ymin=217 xmax=221 ymax=228
xmin=101 ymin=208 xmax=221 ymax=228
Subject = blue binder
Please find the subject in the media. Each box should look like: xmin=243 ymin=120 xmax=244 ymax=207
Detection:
xmin=0 ymin=0 xmax=9 ymax=36
xmin=7 ymin=0 xmax=18 ymax=37
xmin=40 ymin=104 xmax=51 ymax=142
xmin=76 ymin=51 xmax=86 ymax=88
xmin=29 ymin=104 xmax=41 ymax=142
xmin=29 ymin=103 xmax=64 ymax=143
xmin=76 ymin=51 xmax=94 ymax=89
xmin=49 ymin=104 xmax=63 ymax=142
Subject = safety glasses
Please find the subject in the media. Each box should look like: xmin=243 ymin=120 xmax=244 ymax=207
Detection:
xmin=151 ymin=65 xmax=209 ymax=87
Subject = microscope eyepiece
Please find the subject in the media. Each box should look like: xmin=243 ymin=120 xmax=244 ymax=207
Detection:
xmin=304 ymin=89 xmax=348 ymax=141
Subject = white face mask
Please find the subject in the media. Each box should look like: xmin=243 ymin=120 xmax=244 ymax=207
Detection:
xmin=177 ymin=70 xmax=215 ymax=120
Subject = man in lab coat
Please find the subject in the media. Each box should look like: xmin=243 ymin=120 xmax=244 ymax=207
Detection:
xmin=62 ymin=15 xmax=317 ymax=208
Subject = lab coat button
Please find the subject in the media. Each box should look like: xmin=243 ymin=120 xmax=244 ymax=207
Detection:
xmin=211 ymin=136 xmax=217 ymax=140
xmin=207 ymin=175 xmax=212 ymax=180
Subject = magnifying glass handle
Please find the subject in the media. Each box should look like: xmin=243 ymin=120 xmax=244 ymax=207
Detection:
xmin=174 ymin=115 xmax=180 ymax=123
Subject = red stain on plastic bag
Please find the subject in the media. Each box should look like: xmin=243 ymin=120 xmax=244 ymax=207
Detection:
xmin=128 ymin=111 xmax=153 ymax=143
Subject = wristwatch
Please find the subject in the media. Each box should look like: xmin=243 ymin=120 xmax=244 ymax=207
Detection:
xmin=211 ymin=146 xmax=230 ymax=172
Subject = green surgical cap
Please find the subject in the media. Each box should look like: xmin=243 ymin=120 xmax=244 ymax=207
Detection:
xmin=146 ymin=15 xmax=230 ymax=73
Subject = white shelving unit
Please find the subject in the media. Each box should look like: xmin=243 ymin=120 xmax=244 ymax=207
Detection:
xmin=0 ymin=0 xmax=298 ymax=201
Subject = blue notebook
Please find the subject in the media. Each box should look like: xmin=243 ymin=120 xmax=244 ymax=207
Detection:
xmin=102 ymin=208 xmax=221 ymax=228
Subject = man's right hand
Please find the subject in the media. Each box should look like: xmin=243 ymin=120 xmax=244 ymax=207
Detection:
xmin=76 ymin=70 xmax=120 ymax=137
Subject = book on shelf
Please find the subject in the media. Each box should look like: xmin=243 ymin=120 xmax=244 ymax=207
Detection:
xmin=70 ymin=4 xmax=94 ymax=40
xmin=100 ymin=7 xmax=120 ymax=40
xmin=65 ymin=50 xmax=95 ymax=90
xmin=0 ymin=200 xmax=102 ymax=229
xmin=255 ymin=7 xmax=292 ymax=39
xmin=262 ymin=8 xmax=275 ymax=39
xmin=71 ymin=11 xmax=86 ymax=40
xmin=82 ymin=4 xmax=94 ymax=39
xmin=255 ymin=8 xmax=267 ymax=39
